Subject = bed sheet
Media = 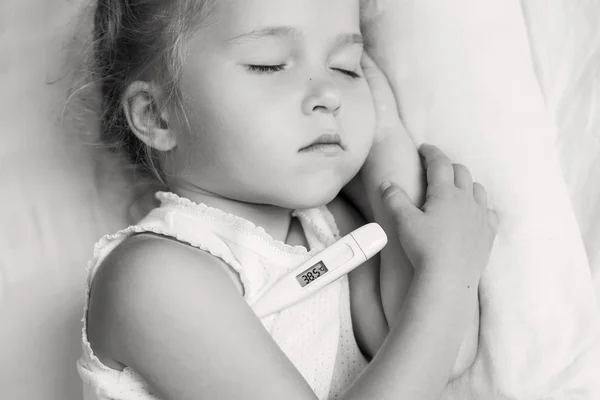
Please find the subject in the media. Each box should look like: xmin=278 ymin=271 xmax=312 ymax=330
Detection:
xmin=362 ymin=0 xmax=600 ymax=397
xmin=522 ymin=0 xmax=600 ymax=306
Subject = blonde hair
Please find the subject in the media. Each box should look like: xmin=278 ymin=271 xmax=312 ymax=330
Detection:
xmin=91 ymin=0 xmax=215 ymax=185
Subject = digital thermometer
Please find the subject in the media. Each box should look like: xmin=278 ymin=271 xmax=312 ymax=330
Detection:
xmin=251 ymin=223 xmax=388 ymax=319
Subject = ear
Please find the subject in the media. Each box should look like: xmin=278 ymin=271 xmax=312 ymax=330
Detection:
xmin=122 ymin=81 xmax=176 ymax=151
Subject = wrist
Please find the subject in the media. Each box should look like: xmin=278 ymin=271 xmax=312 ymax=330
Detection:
xmin=362 ymin=139 xmax=426 ymax=207
xmin=413 ymin=266 xmax=479 ymax=294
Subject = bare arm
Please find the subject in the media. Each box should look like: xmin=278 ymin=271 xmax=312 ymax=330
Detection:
xmin=87 ymin=232 xmax=479 ymax=400
xmin=346 ymin=270 xmax=478 ymax=399
xmin=327 ymin=195 xmax=389 ymax=360
xmin=88 ymin=235 xmax=318 ymax=400
xmin=343 ymin=53 xmax=480 ymax=378
xmin=329 ymin=193 xmax=479 ymax=378
xmin=356 ymin=136 xmax=480 ymax=379
xmin=358 ymin=129 xmax=423 ymax=325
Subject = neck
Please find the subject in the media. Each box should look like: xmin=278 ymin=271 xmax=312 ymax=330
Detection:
xmin=173 ymin=185 xmax=294 ymax=244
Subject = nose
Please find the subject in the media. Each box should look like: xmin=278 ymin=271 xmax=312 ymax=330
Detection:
xmin=302 ymin=78 xmax=341 ymax=116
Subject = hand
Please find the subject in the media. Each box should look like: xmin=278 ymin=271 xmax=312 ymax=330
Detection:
xmin=360 ymin=51 xmax=407 ymax=144
xmin=380 ymin=144 xmax=499 ymax=283
xmin=357 ymin=51 xmax=425 ymax=207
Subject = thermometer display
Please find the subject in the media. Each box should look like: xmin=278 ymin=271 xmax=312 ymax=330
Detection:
xmin=296 ymin=261 xmax=329 ymax=287
xmin=251 ymin=223 xmax=387 ymax=318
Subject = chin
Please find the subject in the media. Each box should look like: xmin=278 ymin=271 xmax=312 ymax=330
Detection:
xmin=277 ymin=183 xmax=343 ymax=210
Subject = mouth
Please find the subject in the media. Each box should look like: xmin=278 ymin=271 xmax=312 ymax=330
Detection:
xmin=299 ymin=133 xmax=345 ymax=153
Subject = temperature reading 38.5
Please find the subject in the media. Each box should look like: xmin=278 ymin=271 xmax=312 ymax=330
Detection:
xmin=296 ymin=261 xmax=329 ymax=288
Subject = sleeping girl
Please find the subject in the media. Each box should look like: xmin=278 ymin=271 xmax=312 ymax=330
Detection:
xmin=76 ymin=0 xmax=498 ymax=399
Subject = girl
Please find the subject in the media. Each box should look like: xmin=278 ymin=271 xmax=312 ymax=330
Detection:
xmin=77 ymin=0 xmax=498 ymax=399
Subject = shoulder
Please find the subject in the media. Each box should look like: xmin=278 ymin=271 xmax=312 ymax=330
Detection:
xmin=85 ymin=233 xmax=315 ymax=398
xmin=90 ymin=233 xmax=244 ymax=311
xmin=87 ymin=233 xmax=243 ymax=367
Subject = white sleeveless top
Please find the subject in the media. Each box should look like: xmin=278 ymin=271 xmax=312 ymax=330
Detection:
xmin=77 ymin=191 xmax=368 ymax=399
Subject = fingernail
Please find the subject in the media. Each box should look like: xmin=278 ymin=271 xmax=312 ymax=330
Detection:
xmin=380 ymin=181 xmax=392 ymax=194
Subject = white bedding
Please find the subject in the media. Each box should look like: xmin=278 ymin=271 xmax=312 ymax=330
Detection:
xmin=1 ymin=1 xmax=599 ymax=399
xmin=362 ymin=0 xmax=600 ymax=397
xmin=522 ymin=0 xmax=600 ymax=307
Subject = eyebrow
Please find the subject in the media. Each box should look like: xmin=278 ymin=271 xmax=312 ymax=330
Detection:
xmin=227 ymin=25 xmax=364 ymax=48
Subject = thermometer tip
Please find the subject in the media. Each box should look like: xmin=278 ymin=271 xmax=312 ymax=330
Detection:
xmin=350 ymin=223 xmax=388 ymax=259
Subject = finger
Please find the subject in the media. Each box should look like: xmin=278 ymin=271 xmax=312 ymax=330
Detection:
xmin=420 ymin=144 xmax=455 ymax=187
xmin=473 ymin=182 xmax=488 ymax=206
xmin=380 ymin=181 xmax=421 ymax=225
xmin=487 ymin=209 xmax=499 ymax=233
xmin=453 ymin=163 xmax=473 ymax=190
xmin=361 ymin=52 xmax=403 ymax=131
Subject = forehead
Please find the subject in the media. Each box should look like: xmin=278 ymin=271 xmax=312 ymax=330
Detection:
xmin=210 ymin=0 xmax=361 ymax=39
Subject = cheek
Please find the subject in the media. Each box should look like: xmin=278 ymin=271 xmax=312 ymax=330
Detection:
xmin=203 ymin=76 xmax=282 ymax=136
xmin=180 ymin=73 xmax=258 ymax=143
xmin=179 ymin=81 xmax=289 ymax=174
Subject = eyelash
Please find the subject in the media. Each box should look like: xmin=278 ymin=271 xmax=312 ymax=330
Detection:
xmin=246 ymin=64 xmax=361 ymax=79
xmin=247 ymin=64 xmax=286 ymax=73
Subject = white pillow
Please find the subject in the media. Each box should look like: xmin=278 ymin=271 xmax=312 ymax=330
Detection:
xmin=361 ymin=0 xmax=600 ymax=398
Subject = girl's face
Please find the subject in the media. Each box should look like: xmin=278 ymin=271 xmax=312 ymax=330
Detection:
xmin=170 ymin=0 xmax=375 ymax=209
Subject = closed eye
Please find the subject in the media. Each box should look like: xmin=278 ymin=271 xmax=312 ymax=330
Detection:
xmin=246 ymin=64 xmax=286 ymax=74
xmin=246 ymin=64 xmax=361 ymax=79
xmin=332 ymin=68 xmax=361 ymax=79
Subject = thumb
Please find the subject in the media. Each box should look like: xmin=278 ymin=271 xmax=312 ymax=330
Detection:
xmin=380 ymin=181 xmax=420 ymax=225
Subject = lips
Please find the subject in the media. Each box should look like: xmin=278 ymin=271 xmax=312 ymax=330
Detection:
xmin=299 ymin=133 xmax=344 ymax=152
